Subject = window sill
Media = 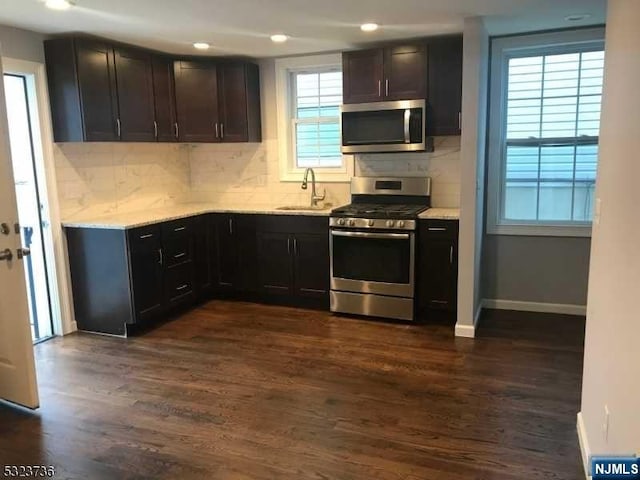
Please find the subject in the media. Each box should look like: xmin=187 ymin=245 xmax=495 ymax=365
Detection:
xmin=488 ymin=223 xmax=592 ymax=238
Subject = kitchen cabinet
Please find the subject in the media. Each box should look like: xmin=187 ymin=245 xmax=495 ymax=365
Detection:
xmin=44 ymin=35 xmax=262 ymax=144
xmin=427 ymin=35 xmax=463 ymax=136
xmin=342 ymin=43 xmax=427 ymax=104
xmin=173 ymin=60 xmax=220 ymax=143
xmin=193 ymin=215 xmax=214 ymax=296
xmin=212 ymin=214 xmax=258 ymax=293
xmin=417 ymin=220 xmax=459 ymax=316
xmin=129 ymin=225 xmax=165 ymax=321
xmin=152 ymin=55 xmax=178 ymax=142
xmin=256 ymin=216 xmax=329 ymax=306
xmin=114 ymin=46 xmax=157 ymax=142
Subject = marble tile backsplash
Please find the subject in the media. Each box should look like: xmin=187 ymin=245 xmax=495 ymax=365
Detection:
xmin=54 ymin=136 xmax=461 ymax=219
xmin=54 ymin=143 xmax=191 ymax=219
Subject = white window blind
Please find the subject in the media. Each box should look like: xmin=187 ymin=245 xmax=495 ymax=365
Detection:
xmin=502 ymin=49 xmax=604 ymax=223
xmin=292 ymin=70 xmax=342 ymax=168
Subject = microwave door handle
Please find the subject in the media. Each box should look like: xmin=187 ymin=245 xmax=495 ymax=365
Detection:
xmin=404 ymin=109 xmax=411 ymax=144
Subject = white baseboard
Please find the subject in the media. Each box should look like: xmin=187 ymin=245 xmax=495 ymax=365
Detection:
xmin=577 ymin=412 xmax=591 ymax=480
xmin=454 ymin=305 xmax=483 ymax=338
xmin=482 ymin=299 xmax=586 ymax=316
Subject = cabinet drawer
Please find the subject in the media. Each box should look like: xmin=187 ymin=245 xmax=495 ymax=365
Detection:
xmin=162 ymin=218 xmax=194 ymax=266
xmin=165 ymin=262 xmax=195 ymax=304
xmin=420 ymin=220 xmax=459 ymax=238
xmin=129 ymin=225 xmax=162 ymax=250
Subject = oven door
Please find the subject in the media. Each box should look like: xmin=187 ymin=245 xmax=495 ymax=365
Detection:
xmin=330 ymin=229 xmax=415 ymax=297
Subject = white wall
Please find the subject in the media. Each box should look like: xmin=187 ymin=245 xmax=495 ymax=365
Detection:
xmin=456 ymin=17 xmax=489 ymax=337
xmin=0 ymin=24 xmax=45 ymax=63
xmin=578 ymin=0 xmax=640 ymax=471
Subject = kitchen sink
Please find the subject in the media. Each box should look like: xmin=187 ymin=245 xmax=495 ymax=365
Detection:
xmin=276 ymin=204 xmax=332 ymax=211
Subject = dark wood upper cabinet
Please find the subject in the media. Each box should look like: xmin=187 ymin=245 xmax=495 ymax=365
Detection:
xmin=342 ymin=48 xmax=384 ymax=104
xmin=427 ymin=35 xmax=463 ymax=136
xmin=45 ymin=38 xmax=120 ymax=142
xmin=113 ymin=47 xmax=156 ymax=142
xmin=342 ymin=44 xmax=426 ymax=104
xmin=173 ymin=60 xmax=219 ymax=143
xmin=151 ymin=55 xmax=178 ymax=142
xmin=218 ymin=62 xmax=262 ymax=143
xmin=383 ymin=44 xmax=427 ymax=101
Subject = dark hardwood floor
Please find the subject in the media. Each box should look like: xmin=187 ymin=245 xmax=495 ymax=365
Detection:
xmin=0 ymin=302 xmax=586 ymax=480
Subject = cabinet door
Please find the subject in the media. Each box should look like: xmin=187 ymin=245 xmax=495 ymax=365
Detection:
xmin=114 ymin=47 xmax=156 ymax=142
xmin=152 ymin=55 xmax=178 ymax=142
xmin=129 ymin=227 xmax=164 ymax=321
xmin=342 ymin=49 xmax=384 ymax=104
xmin=235 ymin=215 xmax=258 ymax=293
xmin=215 ymin=215 xmax=238 ymax=289
xmin=427 ymin=35 xmax=463 ymax=136
xmin=173 ymin=60 xmax=219 ymax=142
xmin=75 ymin=39 xmax=119 ymax=141
xmin=383 ymin=44 xmax=427 ymax=101
xmin=218 ymin=63 xmax=248 ymax=142
xmin=293 ymin=233 xmax=329 ymax=299
xmin=193 ymin=215 xmax=213 ymax=295
xmin=257 ymin=232 xmax=293 ymax=295
xmin=417 ymin=226 xmax=458 ymax=311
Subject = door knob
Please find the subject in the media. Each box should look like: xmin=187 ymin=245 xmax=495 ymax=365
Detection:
xmin=0 ymin=248 xmax=13 ymax=261
xmin=17 ymin=247 xmax=31 ymax=259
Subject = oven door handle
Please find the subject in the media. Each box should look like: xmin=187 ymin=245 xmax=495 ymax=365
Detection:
xmin=331 ymin=230 xmax=410 ymax=240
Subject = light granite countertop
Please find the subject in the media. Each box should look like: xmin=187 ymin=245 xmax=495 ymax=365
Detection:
xmin=418 ymin=208 xmax=460 ymax=220
xmin=62 ymin=203 xmax=334 ymax=230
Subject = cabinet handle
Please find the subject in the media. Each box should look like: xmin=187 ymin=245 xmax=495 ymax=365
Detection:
xmin=176 ymin=284 xmax=189 ymax=291
xmin=293 ymin=238 xmax=298 ymax=255
xmin=174 ymin=122 xmax=179 ymax=139
xmin=158 ymin=248 xmax=163 ymax=266
xmin=153 ymin=120 xmax=158 ymax=139
xmin=139 ymin=233 xmax=153 ymax=239
xmin=450 ymin=245 xmax=454 ymax=265
xmin=431 ymin=300 xmax=448 ymax=305
xmin=228 ymin=218 xmax=233 ymax=235
xmin=116 ymin=118 xmax=121 ymax=139
xmin=428 ymin=227 xmax=447 ymax=232
xmin=174 ymin=252 xmax=186 ymax=259
xmin=220 ymin=123 xmax=224 ymax=139
xmin=215 ymin=123 xmax=219 ymax=139
xmin=385 ymin=79 xmax=389 ymax=97
xmin=287 ymin=237 xmax=291 ymax=255
xmin=173 ymin=226 xmax=186 ymax=232
xmin=378 ymin=80 xmax=381 ymax=97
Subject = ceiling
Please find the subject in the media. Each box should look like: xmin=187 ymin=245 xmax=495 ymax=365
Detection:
xmin=0 ymin=0 xmax=607 ymax=58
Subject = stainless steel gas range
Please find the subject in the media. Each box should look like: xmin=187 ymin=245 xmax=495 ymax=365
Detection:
xmin=329 ymin=176 xmax=431 ymax=321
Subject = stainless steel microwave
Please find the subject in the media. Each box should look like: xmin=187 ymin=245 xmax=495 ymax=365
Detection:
xmin=341 ymin=99 xmax=426 ymax=154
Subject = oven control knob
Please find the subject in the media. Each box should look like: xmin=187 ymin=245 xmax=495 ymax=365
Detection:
xmin=348 ymin=219 xmax=356 ymax=227
xmin=368 ymin=219 xmax=374 ymax=227
xmin=397 ymin=220 xmax=405 ymax=228
xmin=386 ymin=220 xmax=395 ymax=228
xmin=337 ymin=218 xmax=345 ymax=226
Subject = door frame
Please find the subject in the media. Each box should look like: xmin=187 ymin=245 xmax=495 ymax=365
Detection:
xmin=2 ymin=57 xmax=75 ymax=336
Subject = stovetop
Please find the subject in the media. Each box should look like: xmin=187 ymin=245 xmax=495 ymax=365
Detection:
xmin=331 ymin=203 xmax=430 ymax=219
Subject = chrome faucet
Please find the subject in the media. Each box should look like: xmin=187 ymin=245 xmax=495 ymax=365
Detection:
xmin=301 ymin=168 xmax=326 ymax=207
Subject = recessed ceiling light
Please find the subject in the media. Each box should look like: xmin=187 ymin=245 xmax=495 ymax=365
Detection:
xmin=193 ymin=42 xmax=210 ymax=50
xmin=270 ymin=34 xmax=289 ymax=43
xmin=564 ymin=13 xmax=592 ymax=22
xmin=360 ymin=23 xmax=379 ymax=32
xmin=44 ymin=0 xmax=74 ymax=10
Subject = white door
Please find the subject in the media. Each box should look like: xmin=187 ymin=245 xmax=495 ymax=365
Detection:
xmin=0 ymin=54 xmax=39 ymax=409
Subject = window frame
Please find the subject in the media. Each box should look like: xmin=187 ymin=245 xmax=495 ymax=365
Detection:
xmin=275 ymin=54 xmax=353 ymax=183
xmin=487 ymin=28 xmax=605 ymax=237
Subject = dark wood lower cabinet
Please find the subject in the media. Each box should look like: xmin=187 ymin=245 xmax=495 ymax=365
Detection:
xmin=416 ymin=219 xmax=459 ymax=319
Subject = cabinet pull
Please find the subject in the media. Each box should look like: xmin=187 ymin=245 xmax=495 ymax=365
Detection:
xmin=428 ymin=227 xmax=447 ymax=232
xmin=174 ymin=252 xmax=186 ymax=259
xmin=228 ymin=218 xmax=233 ymax=235
xmin=450 ymin=246 xmax=454 ymax=265
xmin=293 ymin=238 xmax=298 ymax=255
xmin=378 ymin=80 xmax=381 ymax=97
xmin=158 ymin=248 xmax=163 ymax=266
xmin=287 ymin=237 xmax=291 ymax=255
xmin=385 ymin=79 xmax=389 ymax=97
xmin=153 ymin=120 xmax=158 ymax=139
xmin=174 ymin=122 xmax=179 ymax=139
xmin=116 ymin=118 xmax=121 ymax=139
xmin=215 ymin=123 xmax=219 ymax=139
xmin=220 ymin=123 xmax=224 ymax=139
xmin=176 ymin=284 xmax=189 ymax=291
xmin=139 ymin=233 xmax=153 ymax=239
xmin=431 ymin=300 xmax=448 ymax=305
xmin=173 ymin=226 xmax=186 ymax=232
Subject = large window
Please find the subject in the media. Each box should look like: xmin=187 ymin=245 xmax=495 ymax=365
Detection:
xmin=487 ymin=29 xmax=605 ymax=236
xmin=276 ymin=54 xmax=352 ymax=182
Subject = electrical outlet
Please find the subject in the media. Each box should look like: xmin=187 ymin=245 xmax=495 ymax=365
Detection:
xmin=602 ymin=404 xmax=610 ymax=443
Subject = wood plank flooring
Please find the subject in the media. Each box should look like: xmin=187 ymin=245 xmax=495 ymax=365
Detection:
xmin=0 ymin=302 xmax=586 ymax=479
